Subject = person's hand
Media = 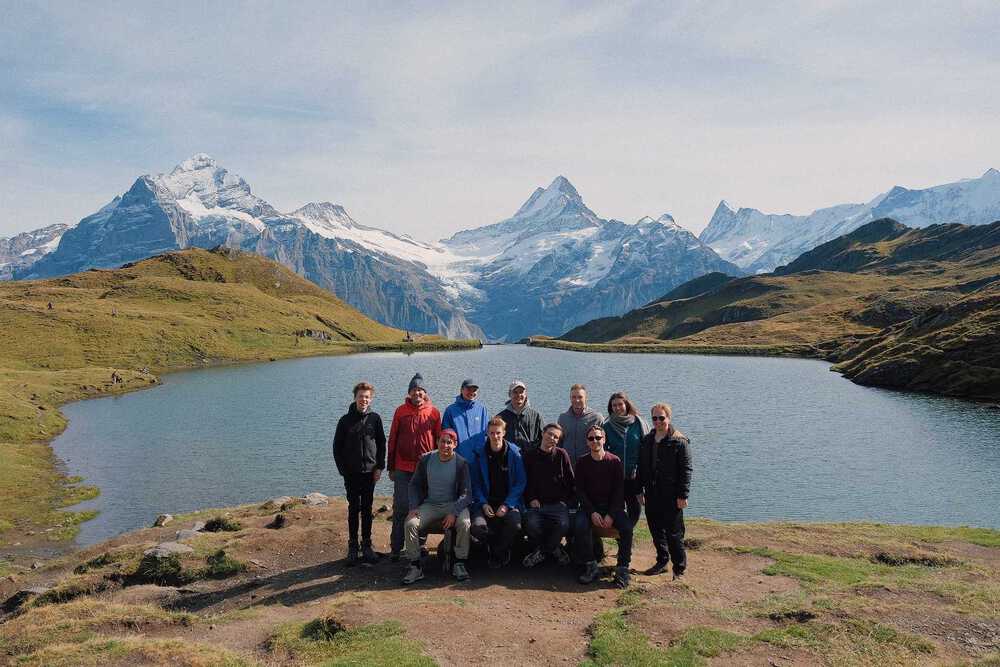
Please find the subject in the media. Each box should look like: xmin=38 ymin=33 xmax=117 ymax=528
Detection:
xmin=637 ymin=493 xmax=645 ymax=506
xmin=407 ymin=509 xmax=419 ymax=521
xmin=373 ymin=469 xmax=382 ymax=482
xmin=496 ymin=505 xmax=508 ymax=518
xmin=677 ymin=498 xmax=688 ymax=510
xmin=602 ymin=514 xmax=614 ymax=529
xmin=442 ymin=513 xmax=456 ymax=530
xmin=591 ymin=512 xmax=603 ymax=527
xmin=483 ymin=504 xmax=496 ymax=518
xmin=388 ymin=470 xmax=396 ymax=482
xmin=529 ymin=500 xmax=541 ymax=509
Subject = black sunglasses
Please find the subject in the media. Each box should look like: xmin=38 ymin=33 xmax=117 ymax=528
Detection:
xmin=586 ymin=435 xmax=604 ymax=441
xmin=651 ymin=415 xmax=668 ymax=422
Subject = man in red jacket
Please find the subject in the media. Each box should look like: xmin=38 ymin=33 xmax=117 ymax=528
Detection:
xmin=387 ymin=373 xmax=442 ymax=559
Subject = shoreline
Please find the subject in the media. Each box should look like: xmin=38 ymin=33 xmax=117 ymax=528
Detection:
xmin=0 ymin=338 xmax=481 ymax=556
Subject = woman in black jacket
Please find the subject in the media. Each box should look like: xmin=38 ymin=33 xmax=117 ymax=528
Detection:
xmin=333 ymin=381 xmax=386 ymax=565
xmin=637 ymin=402 xmax=692 ymax=579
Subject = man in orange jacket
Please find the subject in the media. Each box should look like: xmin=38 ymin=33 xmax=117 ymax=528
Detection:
xmin=387 ymin=373 xmax=442 ymax=559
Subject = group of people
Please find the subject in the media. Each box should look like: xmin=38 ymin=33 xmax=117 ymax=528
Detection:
xmin=331 ymin=373 xmax=693 ymax=589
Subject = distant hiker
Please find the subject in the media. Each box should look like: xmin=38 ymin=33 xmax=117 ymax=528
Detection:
xmin=387 ymin=373 xmax=442 ymax=560
xmin=401 ymin=429 xmax=473 ymax=584
xmin=637 ymin=403 xmax=692 ymax=579
xmin=443 ymin=378 xmax=489 ymax=462
xmin=47 ymin=302 xmax=53 ymax=310
xmin=496 ymin=379 xmax=543 ymax=453
xmin=558 ymin=384 xmax=605 ymax=469
xmin=604 ymin=391 xmax=647 ymax=527
xmin=574 ymin=424 xmax=632 ymax=588
xmin=332 ymin=381 xmax=386 ymax=566
xmin=469 ymin=417 xmax=526 ymax=569
xmin=110 ymin=371 xmax=123 ymax=385
xmin=522 ymin=422 xmax=574 ymax=568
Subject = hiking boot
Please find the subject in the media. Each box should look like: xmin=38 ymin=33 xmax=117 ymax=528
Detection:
xmin=401 ymin=564 xmax=424 ymax=585
xmin=578 ymin=560 xmax=600 ymax=584
xmin=452 ymin=561 xmax=470 ymax=581
xmin=346 ymin=543 xmax=359 ymax=566
xmin=644 ymin=560 xmax=669 ymax=576
xmin=522 ymin=548 xmax=546 ymax=568
xmin=553 ymin=545 xmax=572 ymax=566
xmin=614 ymin=566 xmax=631 ymax=588
xmin=361 ymin=545 xmax=379 ymax=565
xmin=672 ymin=570 xmax=686 ymax=581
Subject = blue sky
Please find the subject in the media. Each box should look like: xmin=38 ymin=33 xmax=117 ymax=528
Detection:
xmin=2 ymin=1 xmax=999 ymax=239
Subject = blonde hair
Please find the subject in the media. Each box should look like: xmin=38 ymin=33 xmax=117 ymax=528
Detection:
xmin=487 ymin=416 xmax=507 ymax=432
xmin=650 ymin=403 xmax=672 ymax=419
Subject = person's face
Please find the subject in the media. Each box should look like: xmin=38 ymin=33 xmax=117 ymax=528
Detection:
xmin=355 ymin=389 xmax=373 ymax=412
xmin=541 ymin=427 xmax=561 ymax=452
xmin=587 ymin=429 xmax=605 ymax=453
xmin=610 ymin=397 xmax=628 ymax=417
xmin=438 ymin=434 xmax=456 ymax=460
xmin=488 ymin=426 xmax=505 ymax=450
xmin=510 ymin=386 xmax=527 ymax=409
xmin=570 ymin=389 xmax=587 ymax=412
xmin=409 ymin=387 xmax=426 ymax=406
xmin=461 ymin=385 xmax=478 ymax=401
xmin=651 ymin=408 xmax=670 ymax=432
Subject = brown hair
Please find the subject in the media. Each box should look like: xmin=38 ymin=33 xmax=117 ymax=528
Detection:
xmin=353 ymin=382 xmax=375 ymax=396
xmin=487 ymin=416 xmax=507 ymax=432
xmin=570 ymin=383 xmax=587 ymax=393
xmin=542 ymin=422 xmax=563 ymax=434
xmin=586 ymin=424 xmax=606 ymax=437
xmin=607 ymin=391 xmax=639 ymax=416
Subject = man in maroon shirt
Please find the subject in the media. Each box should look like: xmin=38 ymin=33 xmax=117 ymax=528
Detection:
xmin=522 ymin=423 xmax=575 ymax=567
xmin=573 ymin=424 xmax=633 ymax=588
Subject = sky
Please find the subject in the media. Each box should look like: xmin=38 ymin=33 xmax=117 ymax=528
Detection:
xmin=1 ymin=1 xmax=999 ymax=240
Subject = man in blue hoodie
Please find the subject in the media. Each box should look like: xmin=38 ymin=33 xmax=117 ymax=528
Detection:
xmin=443 ymin=378 xmax=489 ymax=462
xmin=470 ymin=417 xmax=526 ymax=569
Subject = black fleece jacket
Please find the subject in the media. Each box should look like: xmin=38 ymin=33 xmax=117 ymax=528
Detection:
xmin=332 ymin=403 xmax=387 ymax=476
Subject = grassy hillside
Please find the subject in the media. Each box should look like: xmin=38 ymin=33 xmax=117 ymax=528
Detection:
xmin=1 ymin=497 xmax=997 ymax=666
xmin=556 ymin=220 xmax=1000 ymax=400
xmin=0 ymin=248 xmax=478 ymax=545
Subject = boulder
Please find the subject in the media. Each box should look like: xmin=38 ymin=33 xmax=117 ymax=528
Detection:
xmin=261 ymin=496 xmax=293 ymax=510
xmin=144 ymin=542 xmax=194 ymax=558
xmin=175 ymin=529 xmax=200 ymax=541
xmin=2 ymin=586 xmax=51 ymax=614
xmin=153 ymin=514 xmax=174 ymax=527
xmin=303 ymin=492 xmax=329 ymax=507
xmin=191 ymin=521 xmax=206 ymax=531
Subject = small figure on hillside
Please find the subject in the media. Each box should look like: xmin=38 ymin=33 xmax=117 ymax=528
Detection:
xmin=403 ymin=331 xmax=414 ymax=342
xmin=110 ymin=371 xmax=123 ymax=385
xmin=443 ymin=378 xmax=489 ymax=462
xmin=332 ymin=381 xmax=387 ymax=566
xmin=47 ymin=302 xmax=53 ymax=310
xmin=111 ymin=307 xmax=118 ymax=317
xmin=636 ymin=403 xmax=693 ymax=580
xmin=387 ymin=373 xmax=442 ymax=561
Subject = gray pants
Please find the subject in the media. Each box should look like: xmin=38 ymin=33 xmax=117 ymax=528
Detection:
xmin=391 ymin=471 xmax=414 ymax=553
xmin=404 ymin=504 xmax=471 ymax=562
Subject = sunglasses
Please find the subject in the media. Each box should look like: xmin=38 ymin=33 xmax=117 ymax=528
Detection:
xmin=586 ymin=435 xmax=604 ymax=441
xmin=651 ymin=415 xmax=668 ymax=422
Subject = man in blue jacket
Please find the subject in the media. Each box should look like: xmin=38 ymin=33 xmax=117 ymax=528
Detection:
xmin=443 ymin=378 xmax=489 ymax=462
xmin=470 ymin=416 xmax=526 ymax=569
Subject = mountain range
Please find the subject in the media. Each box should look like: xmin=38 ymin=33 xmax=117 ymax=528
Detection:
xmin=0 ymin=223 xmax=68 ymax=280
xmin=700 ymin=168 xmax=1000 ymax=273
xmin=8 ymin=155 xmax=740 ymax=340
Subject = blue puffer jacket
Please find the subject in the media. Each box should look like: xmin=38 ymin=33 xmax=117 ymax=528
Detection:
xmin=469 ymin=436 xmax=526 ymax=512
xmin=603 ymin=417 xmax=646 ymax=478
xmin=442 ymin=396 xmax=489 ymax=455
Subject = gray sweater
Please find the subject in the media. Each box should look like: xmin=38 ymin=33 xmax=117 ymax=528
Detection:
xmin=408 ymin=451 xmax=473 ymax=515
xmin=557 ymin=407 xmax=605 ymax=469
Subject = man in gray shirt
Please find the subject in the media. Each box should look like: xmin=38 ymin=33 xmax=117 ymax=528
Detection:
xmin=557 ymin=383 xmax=605 ymax=469
xmin=402 ymin=429 xmax=473 ymax=584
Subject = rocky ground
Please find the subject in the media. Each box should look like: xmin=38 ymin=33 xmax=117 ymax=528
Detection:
xmin=1 ymin=497 xmax=998 ymax=666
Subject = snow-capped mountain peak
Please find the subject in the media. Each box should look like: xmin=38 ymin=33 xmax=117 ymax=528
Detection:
xmin=983 ymin=167 xmax=999 ymax=179
xmin=172 ymin=153 xmax=217 ymax=173
xmin=292 ymin=202 xmax=355 ymax=226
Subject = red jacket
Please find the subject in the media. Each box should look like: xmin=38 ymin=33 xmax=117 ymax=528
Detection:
xmin=386 ymin=399 xmax=442 ymax=473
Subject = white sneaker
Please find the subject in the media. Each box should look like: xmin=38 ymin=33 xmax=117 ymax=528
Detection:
xmin=522 ymin=548 xmax=546 ymax=568
xmin=401 ymin=565 xmax=424 ymax=585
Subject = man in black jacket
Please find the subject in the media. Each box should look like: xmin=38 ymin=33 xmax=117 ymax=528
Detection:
xmin=333 ymin=381 xmax=387 ymax=565
xmin=636 ymin=403 xmax=692 ymax=579
xmin=496 ymin=379 xmax=543 ymax=453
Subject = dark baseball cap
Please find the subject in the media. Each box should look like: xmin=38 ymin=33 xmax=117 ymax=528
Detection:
xmin=460 ymin=378 xmax=479 ymax=389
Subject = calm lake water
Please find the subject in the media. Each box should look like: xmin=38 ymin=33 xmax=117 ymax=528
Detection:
xmin=53 ymin=345 xmax=1000 ymax=545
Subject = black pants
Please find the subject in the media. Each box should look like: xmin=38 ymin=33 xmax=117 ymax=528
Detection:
xmin=646 ymin=499 xmax=686 ymax=574
xmin=343 ymin=472 xmax=376 ymax=547
xmin=572 ymin=507 xmax=633 ymax=568
xmin=624 ymin=477 xmax=642 ymax=527
xmin=471 ymin=509 xmax=522 ymax=558
xmin=523 ymin=503 xmax=570 ymax=553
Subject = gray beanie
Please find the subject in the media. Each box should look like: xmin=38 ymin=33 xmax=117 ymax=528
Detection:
xmin=408 ymin=373 xmax=426 ymax=393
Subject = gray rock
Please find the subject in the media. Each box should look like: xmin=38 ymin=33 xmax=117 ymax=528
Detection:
xmin=303 ymin=492 xmax=329 ymax=506
xmin=144 ymin=542 xmax=194 ymax=558
xmin=153 ymin=513 xmax=174 ymax=527
xmin=175 ymin=529 xmax=200 ymax=541
xmin=191 ymin=521 xmax=206 ymax=531
xmin=262 ymin=496 xmax=293 ymax=510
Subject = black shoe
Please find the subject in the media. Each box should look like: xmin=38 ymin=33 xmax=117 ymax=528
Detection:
xmin=578 ymin=560 xmax=600 ymax=584
xmin=390 ymin=551 xmax=401 ymax=563
xmin=672 ymin=570 xmax=685 ymax=581
xmin=644 ymin=560 xmax=669 ymax=576
xmin=420 ymin=546 xmax=429 ymax=559
xmin=614 ymin=566 xmax=631 ymax=588
xmin=346 ymin=544 xmax=359 ymax=566
xmin=361 ymin=545 xmax=379 ymax=565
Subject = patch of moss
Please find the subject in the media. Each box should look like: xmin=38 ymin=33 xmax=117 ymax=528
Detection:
xmin=201 ymin=549 xmax=246 ymax=579
xmin=11 ymin=637 xmax=252 ymax=667
xmin=584 ymin=612 xmax=748 ymax=667
xmin=269 ymin=619 xmax=433 ymax=666
xmin=132 ymin=553 xmax=193 ymax=586
xmin=753 ymin=547 xmax=893 ymax=588
xmin=203 ymin=515 xmax=243 ymax=532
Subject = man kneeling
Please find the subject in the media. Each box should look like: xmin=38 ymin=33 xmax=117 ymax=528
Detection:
xmin=402 ymin=429 xmax=473 ymax=584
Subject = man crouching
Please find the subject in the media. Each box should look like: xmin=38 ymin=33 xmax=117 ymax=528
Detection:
xmin=402 ymin=429 xmax=473 ymax=585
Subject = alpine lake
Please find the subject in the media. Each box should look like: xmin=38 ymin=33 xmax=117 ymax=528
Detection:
xmin=52 ymin=345 xmax=1000 ymax=545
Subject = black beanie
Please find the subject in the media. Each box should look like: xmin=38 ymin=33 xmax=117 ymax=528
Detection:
xmin=408 ymin=373 xmax=425 ymax=393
